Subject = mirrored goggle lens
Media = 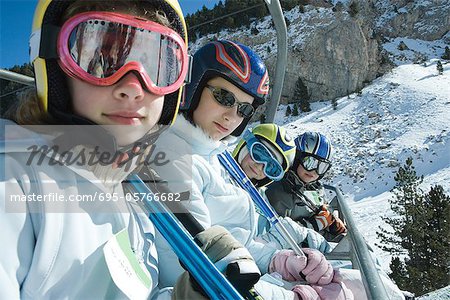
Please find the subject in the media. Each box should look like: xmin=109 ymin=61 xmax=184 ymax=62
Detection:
xmin=251 ymin=143 xmax=283 ymax=179
xmin=211 ymin=88 xmax=255 ymax=118
xmin=301 ymin=156 xmax=331 ymax=175
xmin=67 ymin=19 xmax=184 ymax=87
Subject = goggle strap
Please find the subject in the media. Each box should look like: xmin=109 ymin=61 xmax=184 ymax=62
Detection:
xmin=184 ymin=55 xmax=193 ymax=84
xmin=243 ymin=130 xmax=258 ymax=146
xmin=40 ymin=24 xmax=61 ymax=59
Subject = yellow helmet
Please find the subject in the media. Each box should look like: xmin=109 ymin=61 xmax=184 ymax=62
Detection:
xmin=30 ymin=0 xmax=187 ymax=126
xmin=233 ymin=123 xmax=296 ymax=187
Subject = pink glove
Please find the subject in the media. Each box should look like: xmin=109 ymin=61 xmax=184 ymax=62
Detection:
xmin=291 ymin=285 xmax=320 ymax=300
xmin=292 ymin=282 xmax=354 ymax=300
xmin=269 ymin=248 xmax=334 ymax=284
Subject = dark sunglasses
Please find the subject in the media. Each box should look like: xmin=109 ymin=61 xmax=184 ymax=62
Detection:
xmin=206 ymin=85 xmax=255 ymax=118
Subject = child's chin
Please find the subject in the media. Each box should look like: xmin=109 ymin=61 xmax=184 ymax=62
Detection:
xmin=114 ymin=130 xmax=148 ymax=146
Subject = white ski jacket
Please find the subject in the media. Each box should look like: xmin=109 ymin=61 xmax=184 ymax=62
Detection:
xmin=0 ymin=119 xmax=170 ymax=300
xmin=151 ymin=116 xmax=297 ymax=299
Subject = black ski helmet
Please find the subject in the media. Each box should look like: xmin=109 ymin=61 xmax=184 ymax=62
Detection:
xmin=181 ymin=40 xmax=269 ymax=136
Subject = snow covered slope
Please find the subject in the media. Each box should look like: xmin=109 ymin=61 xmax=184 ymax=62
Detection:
xmin=279 ymin=58 xmax=450 ymax=200
xmin=417 ymin=285 xmax=450 ymax=300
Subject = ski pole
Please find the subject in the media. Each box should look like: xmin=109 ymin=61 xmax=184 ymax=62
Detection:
xmin=218 ymin=151 xmax=305 ymax=258
xmin=125 ymin=174 xmax=244 ymax=300
xmin=285 ymin=173 xmax=322 ymax=213
xmin=289 ymin=187 xmax=321 ymax=214
xmin=136 ymin=169 xmax=265 ymax=300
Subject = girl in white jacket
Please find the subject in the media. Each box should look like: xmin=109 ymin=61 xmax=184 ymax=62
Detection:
xmin=0 ymin=0 xmax=193 ymax=298
xmin=151 ymin=40 xmax=354 ymax=300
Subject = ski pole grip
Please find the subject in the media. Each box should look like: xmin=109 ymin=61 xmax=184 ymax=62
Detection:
xmin=133 ymin=171 xmax=263 ymax=300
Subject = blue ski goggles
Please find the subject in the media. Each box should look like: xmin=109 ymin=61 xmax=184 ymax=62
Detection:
xmin=244 ymin=130 xmax=284 ymax=181
xmin=299 ymin=153 xmax=331 ymax=176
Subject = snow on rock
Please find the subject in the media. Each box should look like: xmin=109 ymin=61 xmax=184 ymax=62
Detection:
xmin=383 ymin=35 xmax=449 ymax=65
xmin=417 ymin=285 xmax=450 ymax=300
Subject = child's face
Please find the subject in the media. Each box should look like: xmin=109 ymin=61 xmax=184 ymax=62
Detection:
xmin=296 ymin=163 xmax=319 ymax=183
xmin=68 ymin=73 xmax=164 ymax=146
xmin=193 ymin=77 xmax=253 ymax=141
xmin=241 ymin=153 xmax=266 ymax=180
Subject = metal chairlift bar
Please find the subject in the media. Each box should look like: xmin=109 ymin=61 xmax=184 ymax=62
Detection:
xmin=0 ymin=69 xmax=34 ymax=86
xmin=324 ymin=185 xmax=389 ymax=300
xmin=263 ymin=0 xmax=287 ymax=123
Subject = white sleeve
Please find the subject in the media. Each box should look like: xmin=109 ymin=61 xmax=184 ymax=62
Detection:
xmin=256 ymin=217 xmax=309 ymax=248
xmin=215 ymin=222 xmax=278 ymax=274
xmin=254 ymin=279 xmax=296 ymax=300
xmin=0 ymin=158 xmax=35 ymax=299
xmin=151 ymin=152 xmax=215 ymax=287
xmin=151 ymin=287 xmax=173 ymax=300
xmin=153 ymin=152 xmax=213 ymax=229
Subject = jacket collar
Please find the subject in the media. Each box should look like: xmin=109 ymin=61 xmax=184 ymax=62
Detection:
xmin=0 ymin=119 xmax=136 ymax=190
xmin=170 ymin=115 xmax=237 ymax=157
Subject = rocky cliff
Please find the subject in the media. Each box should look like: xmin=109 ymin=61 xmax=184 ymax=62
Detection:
xmin=190 ymin=0 xmax=449 ymax=104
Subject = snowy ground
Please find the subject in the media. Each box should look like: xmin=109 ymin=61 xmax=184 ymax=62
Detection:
xmin=259 ymin=37 xmax=450 ymax=293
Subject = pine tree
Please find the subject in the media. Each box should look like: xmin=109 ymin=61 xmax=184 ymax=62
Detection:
xmin=293 ymin=77 xmax=311 ymax=112
xmin=284 ymin=16 xmax=290 ymax=27
xmin=376 ymin=157 xmax=422 ymax=255
xmin=298 ymin=4 xmax=305 ymax=13
xmin=389 ymin=257 xmax=409 ymax=289
xmin=441 ymin=46 xmax=450 ymax=60
xmin=420 ymin=185 xmax=450 ymax=290
xmin=285 ymin=106 xmax=292 ymax=117
xmin=333 ymin=1 xmax=344 ymax=13
xmin=376 ymin=157 xmax=450 ymax=296
xmin=332 ymin=98 xmax=338 ymax=110
xmin=348 ymin=2 xmax=358 ymax=17
xmin=436 ymin=60 xmax=443 ymax=75
xmin=397 ymin=41 xmax=409 ymax=51
xmin=292 ymin=103 xmax=299 ymax=116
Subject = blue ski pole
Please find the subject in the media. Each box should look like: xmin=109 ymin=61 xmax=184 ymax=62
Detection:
xmin=218 ymin=151 xmax=305 ymax=258
xmin=125 ymin=174 xmax=244 ymax=300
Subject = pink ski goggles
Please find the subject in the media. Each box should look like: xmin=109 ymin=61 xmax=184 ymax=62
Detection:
xmin=57 ymin=12 xmax=188 ymax=95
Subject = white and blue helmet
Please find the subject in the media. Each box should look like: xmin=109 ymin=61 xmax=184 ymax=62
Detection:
xmin=295 ymin=132 xmax=332 ymax=161
xmin=293 ymin=132 xmax=333 ymax=180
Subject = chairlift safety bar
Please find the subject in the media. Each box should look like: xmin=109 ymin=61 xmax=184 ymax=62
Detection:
xmin=324 ymin=184 xmax=390 ymax=300
xmin=0 ymin=69 xmax=35 ymax=86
